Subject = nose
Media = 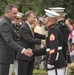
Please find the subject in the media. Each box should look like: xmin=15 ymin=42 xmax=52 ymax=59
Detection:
xmin=15 ymin=14 xmax=17 ymax=17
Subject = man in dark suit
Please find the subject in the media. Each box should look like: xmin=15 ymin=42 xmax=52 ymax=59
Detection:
xmin=9 ymin=12 xmax=24 ymax=75
xmin=0 ymin=4 xmax=32 ymax=75
xmin=16 ymin=10 xmax=45 ymax=75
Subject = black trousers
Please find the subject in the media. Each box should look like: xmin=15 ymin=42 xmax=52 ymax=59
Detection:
xmin=0 ymin=63 xmax=10 ymax=75
xmin=18 ymin=60 xmax=34 ymax=75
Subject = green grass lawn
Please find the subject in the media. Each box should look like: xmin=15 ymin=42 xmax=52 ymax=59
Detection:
xmin=33 ymin=69 xmax=47 ymax=74
xmin=12 ymin=69 xmax=74 ymax=75
xmin=12 ymin=69 xmax=47 ymax=75
xmin=67 ymin=73 xmax=74 ymax=75
xmin=33 ymin=69 xmax=74 ymax=75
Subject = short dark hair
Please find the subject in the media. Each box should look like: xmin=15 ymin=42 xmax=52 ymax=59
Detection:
xmin=5 ymin=4 xmax=17 ymax=13
xmin=25 ymin=10 xmax=36 ymax=20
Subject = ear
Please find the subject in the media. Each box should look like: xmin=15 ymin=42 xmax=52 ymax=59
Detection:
xmin=6 ymin=10 xmax=12 ymax=15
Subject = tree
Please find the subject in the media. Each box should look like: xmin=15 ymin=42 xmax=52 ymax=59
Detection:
xmin=0 ymin=0 xmax=74 ymax=20
xmin=66 ymin=0 xmax=74 ymax=20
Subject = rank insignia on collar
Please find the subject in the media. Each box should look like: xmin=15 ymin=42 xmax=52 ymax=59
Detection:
xmin=49 ymin=34 xmax=55 ymax=41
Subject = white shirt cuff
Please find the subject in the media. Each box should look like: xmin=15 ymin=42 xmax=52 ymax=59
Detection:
xmin=41 ymin=40 xmax=43 ymax=44
xmin=21 ymin=48 xmax=26 ymax=54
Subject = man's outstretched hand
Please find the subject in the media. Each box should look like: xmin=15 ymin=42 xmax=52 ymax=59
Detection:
xmin=23 ymin=48 xmax=33 ymax=57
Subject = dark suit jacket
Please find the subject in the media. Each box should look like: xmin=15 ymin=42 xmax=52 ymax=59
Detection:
xmin=17 ymin=22 xmax=43 ymax=61
xmin=0 ymin=16 xmax=23 ymax=64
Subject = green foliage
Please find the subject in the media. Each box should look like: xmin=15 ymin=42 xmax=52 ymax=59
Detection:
xmin=0 ymin=0 xmax=74 ymax=20
xmin=66 ymin=0 xmax=74 ymax=20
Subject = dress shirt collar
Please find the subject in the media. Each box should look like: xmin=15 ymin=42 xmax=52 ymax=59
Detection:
xmin=25 ymin=21 xmax=31 ymax=29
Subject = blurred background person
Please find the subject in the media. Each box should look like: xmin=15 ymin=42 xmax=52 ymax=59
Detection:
xmin=71 ymin=22 xmax=74 ymax=44
xmin=67 ymin=43 xmax=74 ymax=74
xmin=34 ymin=18 xmax=46 ymax=35
xmin=33 ymin=18 xmax=46 ymax=69
xmin=65 ymin=18 xmax=74 ymax=44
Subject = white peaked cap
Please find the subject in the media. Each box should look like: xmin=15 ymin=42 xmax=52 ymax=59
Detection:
xmin=39 ymin=17 xmax=44 ymax=22
xmin=49 ymin=7 xmax=65 ymax=13
xmin=44 ymin=9 xmax=60 ymax=18
xmin=16 ymin=12 xmax=24 ymax=18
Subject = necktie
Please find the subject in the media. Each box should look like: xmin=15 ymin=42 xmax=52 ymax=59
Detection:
xmin=31 ymin=27 xmax=34 ymax=37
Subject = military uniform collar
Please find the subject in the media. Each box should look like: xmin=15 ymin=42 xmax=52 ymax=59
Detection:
xmin=48 ymin=24 xmax=55 ymax=29
xmin=57 ymin=19 xmax=63 ymax=22
xmin=57 ymin=19 xmax=64 ymax=25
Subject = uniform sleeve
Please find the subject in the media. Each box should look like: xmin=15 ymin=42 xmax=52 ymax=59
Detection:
xmin=34 ymin=32 xmax=45 ymax=39
xmin=32 ymin=47 xmax=46 ymax=56
xmin=48 ymin=28 xmax=59 ymax=65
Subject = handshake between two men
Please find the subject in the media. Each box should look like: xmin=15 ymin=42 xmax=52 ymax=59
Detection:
xmin=23 ymin=40 xmax=46 ymax=57
xmin=24 ymin=48 xmax=33 ymax=57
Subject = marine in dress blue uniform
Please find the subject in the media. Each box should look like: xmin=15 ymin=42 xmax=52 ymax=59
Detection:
xmin=33 ymin=9 xmax=67 ymax=75
xmin=49 ymin=7 xmax=69 ymax=60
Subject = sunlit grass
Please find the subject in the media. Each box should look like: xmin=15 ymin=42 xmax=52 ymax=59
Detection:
xmin=12 ymin=69 xmax=73 ymax=75
xmin=33 ymin=69 xmax=47 ymax=74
